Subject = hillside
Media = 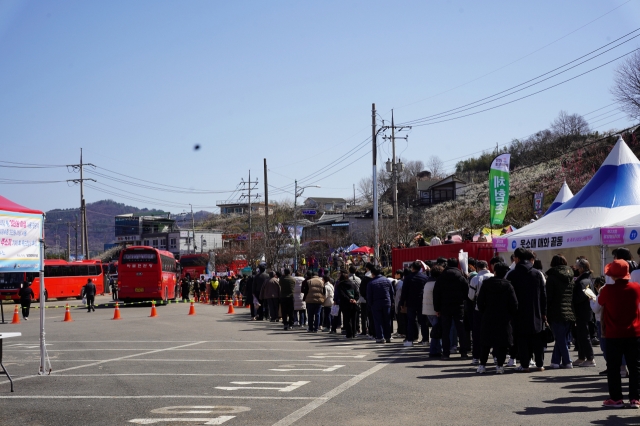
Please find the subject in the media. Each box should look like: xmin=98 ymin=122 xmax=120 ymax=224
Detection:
xmin=43 ymin=199 xmax=213 ymax=257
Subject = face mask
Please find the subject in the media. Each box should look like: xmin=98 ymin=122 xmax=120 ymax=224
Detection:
xmin=365 ymin=272 xmax=372 ymax=277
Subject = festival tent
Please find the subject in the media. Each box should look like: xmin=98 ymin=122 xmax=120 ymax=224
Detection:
xmin=0 ymin=195 xmax=47 ymax=374
xmin=350 ymin=246 xmax=374 ymax=254
xmin=544 ymin=181 xmax=573 ymax=216
xmin=493 ymin=136 xmax=640 ymax=273
xmin=345 ymin=243 xmax=359 ymax=252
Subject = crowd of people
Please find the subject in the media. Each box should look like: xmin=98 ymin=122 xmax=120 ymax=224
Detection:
xmin=232 ymin=245 xmax=640 ymax=409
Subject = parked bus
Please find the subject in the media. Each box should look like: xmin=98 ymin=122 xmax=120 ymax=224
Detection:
xmin=215 ymin=256 xmax=248 ymax=277
xmin=179 ymin=253 xmax=213 ymax=281
xmin=118 ymin=246 xmax=178 ymax=303
xmin=0 ymin=259 xmax=104 ymax=302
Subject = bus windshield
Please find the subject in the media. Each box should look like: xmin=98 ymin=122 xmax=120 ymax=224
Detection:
xmin=0 ymin=273 xmax=24 ymax=285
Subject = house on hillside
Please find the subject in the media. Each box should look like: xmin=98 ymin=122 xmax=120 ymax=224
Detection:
xmin=416 ymin=174 xmax=467 ymax=206
xmin=304 ymin=197 xmax=348 ymax=212
xmin=216 ymin=201 xmax=274 ymax=216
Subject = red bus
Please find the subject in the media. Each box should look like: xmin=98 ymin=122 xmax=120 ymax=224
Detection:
xmin=118 ymin=246 xmax=178 ymax=303
xmin=179 ymin=253 xmax=213 ymax=281
xmin=215 ymin=257 xmax=248 ymax=277
xmin=0 ymin=259 xmax=105 ymax=302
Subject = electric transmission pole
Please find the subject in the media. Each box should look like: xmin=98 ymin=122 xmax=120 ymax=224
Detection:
xmin=67 ymin=149 xmax=96 ymax=260
xmin=239 ymin=171 xmax=260 ymax=265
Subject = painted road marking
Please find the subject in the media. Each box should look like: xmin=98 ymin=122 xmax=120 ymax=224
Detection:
xmin=0 ymin=395 xmax=321 ymax=400
xmin=28 ymin=373 xmax=355 ymax=377
xmin=308 ymin=353 xmax=367 ymax=359
xmin=5 ymin=343 xmax=52 ymax=349
xmin=271 ymin=349 xmax=407 ymax=426
xmin=269 ymin=364 xmax=345 ymax=372
xmin=129 ymin=417 xmax=235 ymax=424
xmin=150 ymin=406 xmax=250 ymax=415
xmin=216 ymin=381 xmax=309 ymax=392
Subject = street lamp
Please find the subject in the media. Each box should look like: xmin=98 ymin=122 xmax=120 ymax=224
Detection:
xmin=294 ymin=180 xmax=320 ymax=271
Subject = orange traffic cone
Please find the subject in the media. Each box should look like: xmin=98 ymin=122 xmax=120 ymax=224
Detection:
xmin=233 ymin=297 xmax=238 ymax=307
xmin=188 ymin=301 xmax=196 ymax=316
xmin=112 ymin=302 xmax=122 ymax=320
xmin=224 ymin=295 xmax=228 ymax=305
xmin=149 ymin=300 xmax=158 ymax=318
xmin=227 ymin=303 xmax=235 ymax=314
xmin=11 ymin=305 xmax=20 ymax=324
xmin=63 ymin=303 xmax=73 ymax=322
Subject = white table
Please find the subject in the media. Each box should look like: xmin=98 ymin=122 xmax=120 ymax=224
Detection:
xmin=0 ymin=332 xmax=21 ymax=392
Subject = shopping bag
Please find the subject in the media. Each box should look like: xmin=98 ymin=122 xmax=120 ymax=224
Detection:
xmin=330 ymin=304 xmax=340 ymax=317
xmin=82 ymin=296 xmax=87 ymax=305
xmin=543 ymin=322 xmax=555 ymax=344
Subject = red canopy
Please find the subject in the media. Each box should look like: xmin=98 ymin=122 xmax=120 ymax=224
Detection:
xmin=351 ymin=246 xmax=374 ymax=254
xmin=0 ymin=195 xmax=43 ymax=215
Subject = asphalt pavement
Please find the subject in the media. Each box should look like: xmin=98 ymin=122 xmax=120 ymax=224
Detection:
xmin=0 ymin=295 xmax=636 ymax=425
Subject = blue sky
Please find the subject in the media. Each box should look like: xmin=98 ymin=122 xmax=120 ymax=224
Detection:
xmin=1 ymin=0 xmax=639 ymax=213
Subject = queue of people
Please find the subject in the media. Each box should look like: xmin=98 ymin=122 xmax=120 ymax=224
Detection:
xmin=240 ymin=245 xmax=640 ymax=409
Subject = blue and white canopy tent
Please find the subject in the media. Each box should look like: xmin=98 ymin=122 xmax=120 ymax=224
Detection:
xmin=493 ymin=136 xmax=640 ymax=273
xmin=544 ymin=181 xmax=574 ymax=216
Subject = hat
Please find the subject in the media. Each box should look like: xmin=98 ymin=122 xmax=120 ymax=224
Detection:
xmin=605 ymin=259 xmax=630 ymax=280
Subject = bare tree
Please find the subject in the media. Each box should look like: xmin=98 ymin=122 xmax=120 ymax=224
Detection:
xmin=426 ymin=155 xmax=446 ymax=179
xmin=357 ymin=177 xmax=373 ymax=204
xmin=550 ymin=110 xmax=590 ymax=137
xmin=612 ymin=50 xmax=640 ymax=120
xmin=399 ymin=159 xmax=424 ymax=183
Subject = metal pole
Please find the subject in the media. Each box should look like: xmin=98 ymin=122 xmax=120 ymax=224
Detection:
xmin=79 ymin=149 xmax=84 ymax=259
xmin=294 ymin=180 xmax=298 ymax=271
xmin=248 ymin=170 xmax=252 ymax=262
xmin=391 ymin=109 xmax=398 ymax=245
xmin=190 ymin=204 xmax=195 ymax=254
xmin=372 ymin=103 xmax=379 ymax=264
xmin=75 ymin=214 xmax=78 ymax=260
xmin=39 ymin=215 xmax=47 ymax=374
xmin=264 ymin=159 xmax=269 ymax=266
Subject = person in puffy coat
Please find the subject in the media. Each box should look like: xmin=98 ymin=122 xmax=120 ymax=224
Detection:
xmin=433 ymin=258 xmax=470 ymax=358
xmin=302 ymin=271 xmax=326 ymax=332
xmin=545 ymin=254 xmax=576 ymax=368
xmin=399 ymin=261 xmax=429 ymax=346
xmin=321 ymin=276 xmax=334 ymax=331
xmin=423 ymin=265 xmax=443 ymax=357
xmin=366 ymin=265 xmax=395 ymax=343
xmin=293 ymin=273 xmax=307 ymax=327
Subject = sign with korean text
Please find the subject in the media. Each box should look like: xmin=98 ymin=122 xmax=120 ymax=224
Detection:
xmin=601 ymin=227 xmax=625 ymax=245
xmin=0 ymin=211 xmax=42 ymax=273
xmin=301 ymin=210 xmax=317 ymax=215
xmin=489 ymin=154 xmax=511 ymax=226
xmin=498 ymin=229 xmax=600 ymax=252
xmin=533 ymin=192 xmax=544 ymax=216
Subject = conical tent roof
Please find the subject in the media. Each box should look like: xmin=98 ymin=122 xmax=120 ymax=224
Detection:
xmin=544 ymin=182 xmax=573 ymax=216
xmin=0 ymin=194 xmax=43 ymax=215
xmin=494 ymin=136 xmax=640 ymax=252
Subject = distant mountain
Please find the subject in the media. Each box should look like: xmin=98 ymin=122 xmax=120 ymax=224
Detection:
xmin=43 ymin=199 xmax=212 ymax=257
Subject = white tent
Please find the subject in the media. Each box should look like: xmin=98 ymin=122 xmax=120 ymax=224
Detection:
xmin=493 ymin=136 xmax=640 ymax=272
xmin=543 ymin=181 xmax=573 ymax=216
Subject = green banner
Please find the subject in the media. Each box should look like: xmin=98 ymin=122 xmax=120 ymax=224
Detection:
xmin=489 ymin=154 xmax=511 ymax=226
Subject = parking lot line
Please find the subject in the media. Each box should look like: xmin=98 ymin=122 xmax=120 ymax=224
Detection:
xmin=23 ymin=373 xmax=357 ymax=377
xmin=0 ymin=395 xmax=324 ymax=400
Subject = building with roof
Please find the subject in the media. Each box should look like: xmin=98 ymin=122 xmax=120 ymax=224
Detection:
xmin=416 ymin=174 xmax=467 ymax=207
xmin=304 ymin=197 xmax=348 ymax=212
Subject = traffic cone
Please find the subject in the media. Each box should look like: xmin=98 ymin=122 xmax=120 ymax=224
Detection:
xmin=112 ymin=302 xmax=122 ymax=320
xmin=233 ymin=297 xmax=238 ymax=307
xmin=11 ymin=305 xmax=20 ymax=324
xmin=224 ymin=295 xmax=228 ymax=305
xmin=149 ymin=300 xmax=158 ymax=318
xmin=188 ymin=301 xmax=196 ymax=316
xmin=227 ymin=303 xmax=235 ymax=314
xmin=63 ymin=304 xmax=73 ymax=322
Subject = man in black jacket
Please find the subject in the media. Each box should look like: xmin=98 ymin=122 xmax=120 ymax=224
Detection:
xmin=400 ymin=261 xmax=429 ymax=346
xmin=433 ymin=258 xmax=470 ymax=358
xmin=336 ymin=270 xmax=360 ymax=339
xmin=252 ymin=265 xmax=270 ymax=320
xmin=279 ymin=269 xmax=296 ymax=330
xmin=506 ymin=248 xmax=547 ymax=372
xmin=84 ymin=278 xmax=97 ymax=313
xmin=358 ymin=263 xmax=374 ymax=337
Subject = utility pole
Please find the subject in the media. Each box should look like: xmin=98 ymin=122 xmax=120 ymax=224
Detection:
xmin=353 ymin=184 xmax=356 ymax=207
xmin=67 ymin=149 xmax=95 ymax=260
xmin=372 ymin=103 xmax=379 ymax=264
xmin=239 ymin=172 xmax=260 ymax=265
xmin=189 ymin=204 xmax=195 ymax=254
xmin=382 ymin=110 xmax=410 ymax=246
xmin=75 ymin=214 xmax=79 ymax=260
xmin=264 ymin=159 xmax=269 ymax=266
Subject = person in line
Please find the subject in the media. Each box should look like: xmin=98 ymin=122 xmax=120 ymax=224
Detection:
xmin=573 ymin=258 xmax=596 ymax=367
xmin=506 ymin=248 xmax=547 ymax=372
xmin=321 ymin=275 xmax=334 ymax=332
xmin=253 ymin=265 xmax=270 ymax=321
xmin=433 ymin=258 xmax=470 ymax=359
xmin=261 ymin=271 xmax=281 ymax=322
xmin=400 ymin=261 xmax=429 ymax=347
xmin=358 ymin=264 xmax=373 ymax=338
xmin=545 ymin=254 xmax=576 ymax=369
xmin=476 ymin=263 xmax=517 ymax=374
xmin=293 ymin=272 xmax=307 ymax=328
xmin=367 ymin=265 xmax=395 ymax=344
xmin=192 ymin=277 xmax=200 ymax=302
xmin=18 ymin=281 xmax=34 ymax=320
xmin=349 ymin=266 xmax=362 ymax=334
xmin=84 ymin=278 xmax=97 ymax=313
xmin=423 ymin=265 xmax=443 ymax=357
xmin=336 ymin=269 xmax=360 ymax=339
xmin=302 ymin=271 xmax=326 ymax=333
xmin=180 ymin=277 xmax=190 ymax=302
xmin=279 ymin=268 xmax=296 ymax=330
xmin=210 ymin=276 xmax=220 ymax=304
xmin=244 ymin=273 xmax=255 ymax=318
xmin=468 ymin=260 xmax=493 ymax=365
xmin=599 ymin=259 xmax=640 ymax=408
xmin=394 ymin=269 xmax=407 ymax=339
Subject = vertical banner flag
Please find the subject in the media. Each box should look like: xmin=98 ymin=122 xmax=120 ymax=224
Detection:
xmin=533 ymin=192 xmax=544 ymax=216
xmin=489 ymin=153 xmax=511 ymax=226
xmin=0 ymin=211 xmax=42 ymax=272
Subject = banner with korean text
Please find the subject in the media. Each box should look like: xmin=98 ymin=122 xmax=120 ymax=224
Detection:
xmin=489 ymin=153 xmax=511 ymax=226
xmin=0 ymin=211 xmax=42 ymax=272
